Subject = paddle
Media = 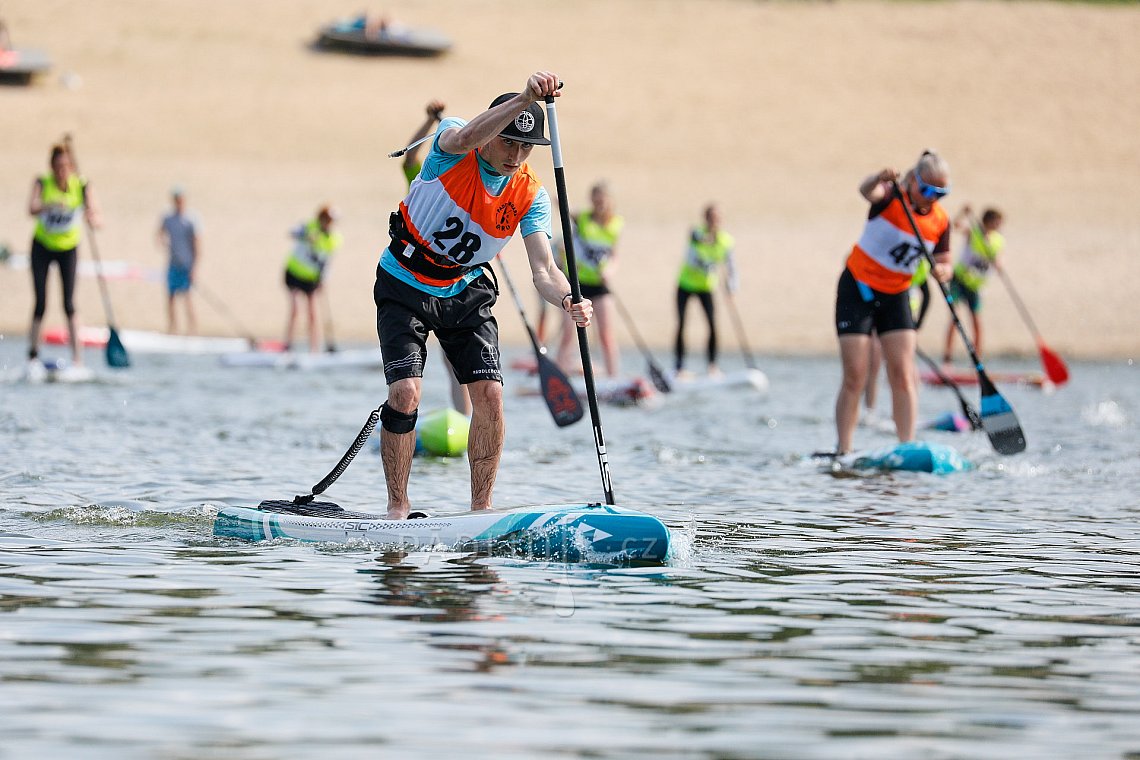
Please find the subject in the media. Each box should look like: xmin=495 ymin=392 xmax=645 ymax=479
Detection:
xmin=63 ymin=135 xmax=129 ymax=368
xmin=724 ymin=290 xmax=759 ymax=371
xmin=496 ymin=256 xmax=584 ymax=428
xmin=892 ymin=180 xmax=1025 ymax=454
xmin=546 ymin=90 xmax=616 ymax=504
xmin=610 ymin=290 xmax=671 ymax=393
xmin=966 ymin=211 xmax=1069 ymax=386
xmin=193 ymin=282 xmax=260 ymax=349
xmin=320 ymin=287 xmax=338 ymax=353
xmin=915 ymin=346 xmax=982 ymax=431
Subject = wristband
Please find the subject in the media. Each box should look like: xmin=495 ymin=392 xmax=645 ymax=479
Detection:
xmin=561 ymin=292 xmax=573 ymax=311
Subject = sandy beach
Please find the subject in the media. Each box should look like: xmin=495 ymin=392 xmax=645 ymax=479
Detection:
xmin=2 ymin=0 xmax=1138 ymax=360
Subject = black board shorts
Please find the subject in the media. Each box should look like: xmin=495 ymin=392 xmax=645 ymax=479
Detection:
xmin=285 ymin=270 xmax=320 ymax=294
xmin=579 ymin=281 xmax=609 ymax=299
xmin=835 ymin=267 xmax=915 ymax=336
xmin=374 ymin=264 xmax=502 ymax=386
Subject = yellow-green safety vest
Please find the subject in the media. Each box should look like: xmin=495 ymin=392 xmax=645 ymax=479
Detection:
xmin=569 ymin=210 xmax=623 ymax=286
xmin=954 ymin=228 xmax=1004 ymax=292
xmin=34 ymin=174 xmax=86 ymax=251
xmin=678 ymin=226 xmax=734 ymax=293
xmin=286 ymin=220 xmax=342 ymax=283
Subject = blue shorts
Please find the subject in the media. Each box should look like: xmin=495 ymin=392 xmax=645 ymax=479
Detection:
xmin=167 ymin=266 xmax=192 ymax=295
xmin=948 ymin=275 xmax=981 ymax=313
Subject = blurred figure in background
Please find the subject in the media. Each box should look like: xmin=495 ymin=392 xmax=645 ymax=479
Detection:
xmin=555 ymin=182 xmax=623 ymax=377
xmin=157 ymin=186 xmax=200 ymax=334
xmin=942 ymin=205 xmax=1005 ymax=366
xmin=26 ymin=143 xmax=101 ymax=367
xmin=283 ymin=205 xmax=341 ymax=353
xmin=674 ymin=204 xmax=736 ymax=378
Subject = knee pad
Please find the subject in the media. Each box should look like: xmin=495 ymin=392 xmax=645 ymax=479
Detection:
xmin=380 ymin=403 xmax=418 ymax=434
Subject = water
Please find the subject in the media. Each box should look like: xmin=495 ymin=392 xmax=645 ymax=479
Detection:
xmin=2 ymin=338 xmax=1138 ymax=759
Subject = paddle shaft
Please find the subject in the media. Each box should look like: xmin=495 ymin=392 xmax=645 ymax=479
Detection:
xmin=915 ymin=346 xmax=982 ymax=430
xmin=610 ymin=290 xmax=671 ymax=392
xmin=194 ymin=282 xmax=259 ymax=345
xmin=723 ymin=290 xmax=758 ymax=370
xmin=545 ymin=93 xmax=616 ymax=505
xmin=388 ymin=134 xmax=432 ymax=159
xmin=62 ymin=136 xmax=119 ymax=328
xmin=498 ymin=256 xmax=550 ymax=358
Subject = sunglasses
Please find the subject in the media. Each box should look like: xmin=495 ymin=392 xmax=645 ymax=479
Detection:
xmin=914 ymin=174 xmax=950 ymax=200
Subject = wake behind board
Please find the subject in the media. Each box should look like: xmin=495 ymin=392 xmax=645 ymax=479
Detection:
xmin=921 ymin=368 xmax=1045 ymax=388
xmin=816 ymin=441 xmax=971 ymax=475
xmin=213 ymin=501 xmax=670 ymax=563
xmin=219 ymin=348 xmax=382 ymax=370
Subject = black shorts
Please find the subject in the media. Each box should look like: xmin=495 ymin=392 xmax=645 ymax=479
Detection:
xmin=374 ymin=265 xmax=501 ymax=386
xmin=285 ymin=270 xmax=320 ymax=294
xmin=948 ymin=275 xmax=982 ymax=313
xmin=835 ymin=267 xmax=915 ymax=336
xmin=579 ymin=281 xmax=609 ymax=299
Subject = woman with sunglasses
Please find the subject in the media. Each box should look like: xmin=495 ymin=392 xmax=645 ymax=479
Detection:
xmin=832 ymin=151 xmax=953 ymax=455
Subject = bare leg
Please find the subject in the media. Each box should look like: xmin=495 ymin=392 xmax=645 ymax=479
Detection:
xmin=970 ymin=311 xmax=983 ymax=360
xmin=442 ymin=354 xmax=472 ymax=415
xmin=467 ymin=380 xmax=504 ymax=511
xmin=863 ymin=333 xmax=882 ymax=414
xmin=185 ymin=292 xmax=198 ymax=335
xmin=381 ymin=377 xmax=422 ymax=519
xmin=594 ymin=296 xmax=619 ymax=378
xmin=942 ymin=313 xmax=956 ymax=365
xmin=305 ymin=293 xmax=319 ymax=353
xmin=167 ymin=294 xmax=177 ymax=334
xmin=836 ymin=333 xmax=871 ymax=454
xmin=880 ymin=329 xmax=918 ymax=443
xmin=284 ymin=290 xmax=299 ymax=349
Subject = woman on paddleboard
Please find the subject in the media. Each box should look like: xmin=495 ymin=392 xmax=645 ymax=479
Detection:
xmin=555 ymin=182 xmax=623 ymax=378
xmin=834 ymin=151 xmax=953 ymax=455
xmin=283 ymin=205 xmax=340 ymax=353
xmin=26 ymin=143 xmax=101 ymax=368
xmin=673 ymin=204 xmax=737 ymax=377
xmin=941 ymin=205 xmax=1004 ymax=366
xmin=374 ymin=71 xmax=592 ymax=519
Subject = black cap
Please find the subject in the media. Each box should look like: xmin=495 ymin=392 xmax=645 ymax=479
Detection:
xmin=488 ymin=93 xmax=550 ymax=146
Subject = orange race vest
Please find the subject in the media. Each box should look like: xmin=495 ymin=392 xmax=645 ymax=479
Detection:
xmin=392 ymin=151 xmax=541 ymax=289
xmin=846 ymin=197 xmax=949 ymax=294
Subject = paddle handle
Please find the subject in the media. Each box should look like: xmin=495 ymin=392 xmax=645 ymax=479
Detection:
xmin=546 ymin=92 xmax=615 ymax=505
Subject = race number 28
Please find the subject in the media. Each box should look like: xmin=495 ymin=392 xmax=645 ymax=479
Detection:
xmin=432 ymin=217 xmax=482 ymax=264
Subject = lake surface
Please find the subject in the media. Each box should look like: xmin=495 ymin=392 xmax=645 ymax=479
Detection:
xmin=1 ymin=336 xmax=1138 ymax=759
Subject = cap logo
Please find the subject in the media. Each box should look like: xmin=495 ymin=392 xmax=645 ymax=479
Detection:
xmin=514 ymin=111 xmax=535 ymax=133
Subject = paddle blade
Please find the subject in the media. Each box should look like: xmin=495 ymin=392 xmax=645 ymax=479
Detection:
xmin=977 ymin=373 xmax=1026 ymax=455
xmin=1038 ymin=342 xmax=1069 ymax=386
xmin=105 ymin=327 xmax=130 ymax=368
xmin=647 ymin=362 xmax=672 ymax=393
xmin=537 ymin=356 xmax=584 ymax=427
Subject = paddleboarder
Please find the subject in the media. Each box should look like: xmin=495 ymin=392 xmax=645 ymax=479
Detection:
xmin=674 ymin=204 xmax=737 ymax=378
xmin=374 ymin=71 xmax=591 ymax=519
xmin=283 ymin=205 xmax=341 ymax=353
xmin=555 ymin=182 xmax=623 ymax=377
xmin=834 ymin=151 xmax=953 ymax=455
xmin=402 ymin=99 xmax=472 ymax=416
xmin=941 ymin=205 xmax=1004 ymax=366
xmin=26 ymin=143 xmax=101 ymax=368
xmin=156 ymin=186 xmax=200 ymax=335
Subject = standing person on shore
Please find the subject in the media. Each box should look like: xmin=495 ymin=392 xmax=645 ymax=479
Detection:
xmin=555 ymin=182 xmax=623 ymax=377
xmin=402 ymin=99 xmax=472 ymax=415
xmin=156 ymin=186 xmax=200 ymax=335
xmin=374 ymin=71 xmax=591 ymax=519
xmin=283 ymin=205 xmax=341 ymax=353
xmin=674 ymin=204 xmax=736 ymax=378
xmin=941 ymin=205 xmax=1004 ymax=366
xmin=26 ymin=143 xmax=101 ymax=367
xmin=834 ymin=151 xmax=953 ymax=455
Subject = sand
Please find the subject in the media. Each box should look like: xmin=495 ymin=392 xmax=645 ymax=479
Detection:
xmin=2 ymin=0 xmax=1138 ymax=360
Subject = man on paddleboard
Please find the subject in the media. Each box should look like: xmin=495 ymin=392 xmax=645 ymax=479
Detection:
xmin=834 ymin=151 xmax=953 ymax=455
xmin=157 ymin=186 xmax=200 ymax=335
xmin=375 ymin=71 xmax=592 ymax=519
